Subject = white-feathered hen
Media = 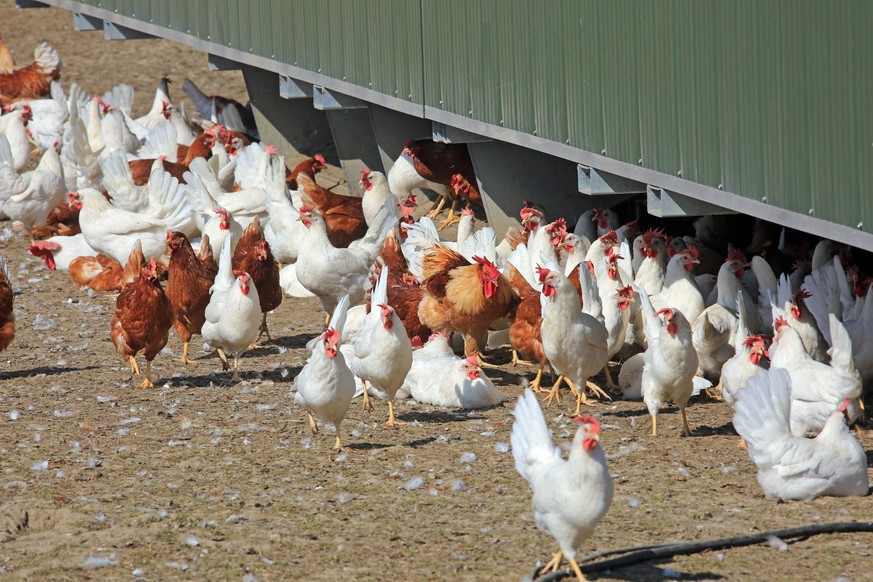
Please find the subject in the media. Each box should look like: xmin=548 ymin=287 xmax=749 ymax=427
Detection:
xmin=293 ymin=295 xmax=355 ymax=450
xmin=349 ymin=266 xmax=413 ymax=427
xmin=511 ymin=388 xmax=613 ymax=580
xmin=732 ymin=368 xmax=868 ymax=501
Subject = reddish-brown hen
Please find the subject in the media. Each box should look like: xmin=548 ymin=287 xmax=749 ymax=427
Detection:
xmin=507 ymin=265 xmax=549 ymax=391
xmin=0 ymin=258 xmax=14 ymax=352
xmin=128 ymin=131 xmax=216 ymax=186
xmin=286 ymin=153 xmax=326 ymax=190
xmin=232 ymin=217 xmax=282 ymax=342
xmin=165 ymin=231 xmax=217 ymax=364
xmin=0 ymin=42 xmax=61 ymax=106
xmin=370 ymin=230 xmax=431 ymax=345
xmin=296 ymin=172 xmax=366 ymax=248
xmin=110 ymin=257 xmax=175 ymax=388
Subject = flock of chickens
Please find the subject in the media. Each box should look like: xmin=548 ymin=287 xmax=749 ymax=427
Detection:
xmin=1 ymin=36 xmax=871 ymax=580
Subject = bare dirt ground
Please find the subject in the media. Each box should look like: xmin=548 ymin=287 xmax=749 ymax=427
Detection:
xmin=1 ymin=3 xmax=872 ymax=581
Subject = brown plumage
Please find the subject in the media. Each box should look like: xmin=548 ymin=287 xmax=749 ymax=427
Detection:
xmin=0 ymin=34 xmax=14 ymax=74
xmin=110 ymin=258 xmax=175 ymax=388
xmin=418 ymin=244 xmax=516 ymax=356
xmin=68 ymin=254 xmax=123 ymax=292
xmin=165 ymin=231 xmax=217 ymax=363
xmin=0 ymin=258 xmax=15 ymax=352
xmin=296 ymin=172 xmax=366 ymax=248
xmin=0 ymin=42 xmax=61 ymax=106
xmin=32 ymin=200 xmax=81 ymax=240
xmin=197 ymin=234 xmax=218 ymax=274
xmin=371 ymin=231 xmax=431 ymax=344
xmin=403 ymin=139 xmax=477 ymax=198
xmin=128 ymin=132 xmax=216 ymax=186
xmin=285 ymin=154 xmax=326 ymax=190
xmin=508 ymin=266 xmax=547 ymax=364
xmin=232 ymin=217 xmax=282 ymax=341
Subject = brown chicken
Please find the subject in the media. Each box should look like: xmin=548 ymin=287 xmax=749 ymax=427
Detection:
xmin=402 ymin=139 xmax=478 ymax=223
xmin=165 ymin=231 xmax=218 ymax=364
xmin=231 ymin=217 xmax=282 ymax=342
xmin=0 ymin=258 xmax=15 ymax=352
xmin=68 ymin=239 xmax=148 ymax=292
xmin=370 ymin=230 xmax=431 ymax=344
xmin=197 ymin=234 xmax=218 ymax=274
xmin=286 ymin=153 xmax=326 ymax=190
xmin=418 ymin=245 xmax=517 ymax=359
xmin=32 ymin=193 xmax=82 ymax=240
xmin=508 ymin=265 xmax=549 ymax=391
xmin=0 ymin=33 xmax=13 ymax=73
xmin=0 ymin=41 xmax=61 ymax=106
xmin=438 ymin=173 xmax=483 ymax=230
xmin=128 ymin=131 xmax=216 ymax=186
xmin=296 ymin=172 xmax=366 ymax=248
xmin=110 ymin=257 xmax=175 ymax=388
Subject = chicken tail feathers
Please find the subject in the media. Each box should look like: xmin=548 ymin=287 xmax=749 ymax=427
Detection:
xmin=732 ymin=368 xmax=791 ymax=467
xmin=371 ymin=264 xmax=388 ymax=312
xmin=510 ymin=386 xmax=560 ymax=485
xmin=826 ymin=314 xmax=855 ymax=374
xmin=329 ymin=294 xmax=350 ymax=339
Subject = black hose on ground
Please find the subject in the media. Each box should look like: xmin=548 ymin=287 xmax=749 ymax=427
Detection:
xmin=530 ymin=521 xmax=873 ymax=581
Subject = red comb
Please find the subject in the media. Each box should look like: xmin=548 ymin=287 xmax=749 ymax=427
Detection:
xmin=574 ymin=415 xmax=601 ymax=432
xmin=314 ymin=153 xmax=326 ymax=164
xmin=536 ymin=265 xmax=551 ymax=282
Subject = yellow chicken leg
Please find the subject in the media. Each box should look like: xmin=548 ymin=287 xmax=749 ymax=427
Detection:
xmin=543 ymin=375 xmax=565 ymax=406
xmin=231 ymin=357 xmax=241 ymax=382
xmin=129 ymin=357 xmax=141 ymax=376
xmin=333 ymin=435 xmax=343 ymax=451
xmin=512 ymin=349 xmax=532 ymax=367
xmin=542 ymin=550 xmax=563 ymax=573
xmin=437 ymin=199 xmax=462 ymax=231
xmin=174 ymin=342 xmax=192 ymax=364
xmin=360 ymin=380 xmax=374 ymax=413
xmin=136 ymin=361 xmax=154 ymax=389
xmin=569 ymin=558 xmax=588 ymax=581
xmin=216 ymin=348 xmax=230 ymax=371
xmin=307 ymin=412 xmax=319 ymax=435
xmin=585 ymin=380 xmax=612 ymax=401
xmin=425 ymin=193 xmax=448 ymax=218
xmin=568 ymin=378 xmax=593 ymax=416
xmin=680 ymin=407 xmax=692 ymax=437
xmin=529 ymin=365 xmax=545 ymax=392
xmin=382 ymin=400 xmax=406 ymax=428
xmin=651 ymin=414 xmax=658 ymax=437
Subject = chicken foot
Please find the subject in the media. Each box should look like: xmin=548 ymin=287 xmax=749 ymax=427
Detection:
xmin=136 ymin=361 xmax=155 ymax=389
xmin=585 ymin=380 xmax=613 ymax=402
xmin=437 ymin=200 xmax=462 ymax=231
xmin=651 ymin=414 xmax=658 ymax=437
xmin=307 ymin=412 xmax=319 ymax=435
xmin=569 ymin=558 xmax=587 ymax=581
xmin=425 ymin=193 xmax=448 ymax=219
xmin=511 ymin=349 xmax=533 ymax=367
xmin=382 ymin=400 xmax=406 ymax=428
xmin=529 ymin=365 xmax=545 ymax=393
xmin=333 ymin=435 xmax=343 ymax=451
xmin=360 ymin=380 xmax=374 ymax=413
xmin=231 ymin=357 xmax=241 ymax=382
xmin=475 ymin=353 xmax=502 ymax=369
xmin=174 ymin=342 xmax=192 ymax=365
xmin=541 ymin=550 xmax=563 ymax=573
xmin=215 ymin=348 xmax=230 ymax=371
xmin=568 ymin=378 xmax=595 ymax=416
xmin=129 ymin=356 xmax=141 ymax=376
xmin=602 ymin=364 xmax=619 ymax=391
xmin=252 ymin=313 xmax=273 ymax=346
xmin=542 ymin=375 xmax=565 ymax=406
xmin=705 ymin=376 xmax=724 ymax=401
xmin=680 ymin=407 xmax=692 ymax=437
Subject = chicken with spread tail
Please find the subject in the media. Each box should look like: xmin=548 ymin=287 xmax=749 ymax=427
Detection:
xmin=294 ymin=295 xmax=355 ymax=450
xmin=511 ymin=388 xmax=613 ymax=581
xmin=732 ymin=368 xmax=868 ymax=500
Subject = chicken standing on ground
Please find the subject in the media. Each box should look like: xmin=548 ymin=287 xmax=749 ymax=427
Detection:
xmin=511 ymin=388 xmax=613 ymax=581
xmin=733 ymin=368 xmax=868 ymax=500
xmin=110 ymin=257 xmax=174 ymax=388
xmin=165 ymin=230 xmax=218 ymax=364
xmin=639 ymin=285 xmax=699 ymax=436
xmin=202 ymin=236 xmax=262 ymax=381
xmin=231 ymin=216 xmax=282 ymax=343
xmin=294 ymin=295 xmax=355 ymax=450
xmin=0 ymin=257 xmax=14 ymax=351
xmin=349 ymin=267 xmax=414 ymax=427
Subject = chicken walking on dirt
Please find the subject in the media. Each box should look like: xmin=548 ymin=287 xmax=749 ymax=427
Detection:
xmin=511 ymin=388 xmax=613 ymax=581
xmin=109 ymin=256 xmax=174 ymax=388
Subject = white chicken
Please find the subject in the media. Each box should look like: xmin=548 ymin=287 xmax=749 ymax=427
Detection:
xmin=0 ymin=140 xmax=65 ymax=236
xmin=403 ymin=333 xmax=506 ymax=409
xmin=28 ymin=233 xmax=99 ymax=271
xmin=262 ymin=154 xmax=306 ymax=264
xmin=293 ymin=295 xmax=355 ymax=450
xmin=510 ymin=388 xmax=613 ymax=581
xmin=200 ymin=207 xmax=243 ymax=260
xmin=0 ymin=107 xmax=32 ymax=171
xmin=732 ymin=368 xmax=868 ymax=500
xmin=538 ymin=263 xmax=610 ymax=416
xmin=652 ymin=247 xmax=706 ymax=330
xmin=201 ymin=236 xmax=262 ymax=381
xmin=349 ymin=267 xmax=413 ymax=427
xmin=639 ymin=285 xmax=699 ymax=436
xmin=769 ymin=315 xmax=863 ymax=437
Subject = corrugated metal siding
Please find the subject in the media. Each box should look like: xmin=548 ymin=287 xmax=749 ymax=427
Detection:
xmin=52 ymin=0 xmax=873 ymax=233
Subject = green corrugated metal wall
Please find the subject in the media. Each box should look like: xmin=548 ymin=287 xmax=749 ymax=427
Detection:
xmin=68 ymin=0 xmax=873 ymax=231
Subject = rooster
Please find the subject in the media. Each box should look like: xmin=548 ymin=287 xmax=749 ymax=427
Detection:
xmin=417 ymin=245 xmax=516 ymax=359
xmin=0 ymin=42 xmax=61 ymax=106
xmin=165 ymin=231 xmax=218 ymax=364
xmin=511 ymin=389 xmax=613 ymax=581
xmin=110 ymin=257 xmax=175 ymax=388
xmin=0 ymin=257 xmax=14 ymax=352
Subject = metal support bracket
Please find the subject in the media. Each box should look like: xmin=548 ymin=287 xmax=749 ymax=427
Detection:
xmin=279 ymin=75 xmax=313 ymax=99
xmin=647 ymin=185 xmax=732 ymax=217
xmin=432 ymin=122 xmax=491 ymax=144
xmin=578 ymin=164 xmax=647 ymax=195
xmin=313 ymin=86 xmax=368 ymax=111
xmin=103 ymin=21 xmax=154 ymax=40
xmin=73 ymin=12 xmax=102 ymax=31
xmin=15 ymin=0 xmax=46 ymax=8
xmin=208 ymin=54 xmax=241 ymax=71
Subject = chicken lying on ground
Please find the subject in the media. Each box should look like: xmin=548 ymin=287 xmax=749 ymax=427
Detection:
xmin=732 ymin=368 xmax=868 ymax=501
xmin=202 ymin=236 xmax=262 ymax=382
xmin=110 ymin=257 xmax=174 ymax=388
xmin=511 ymin=388 xmax=613 ymax=581
xmin=293 ymin=295 xmax=355 ymax=451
